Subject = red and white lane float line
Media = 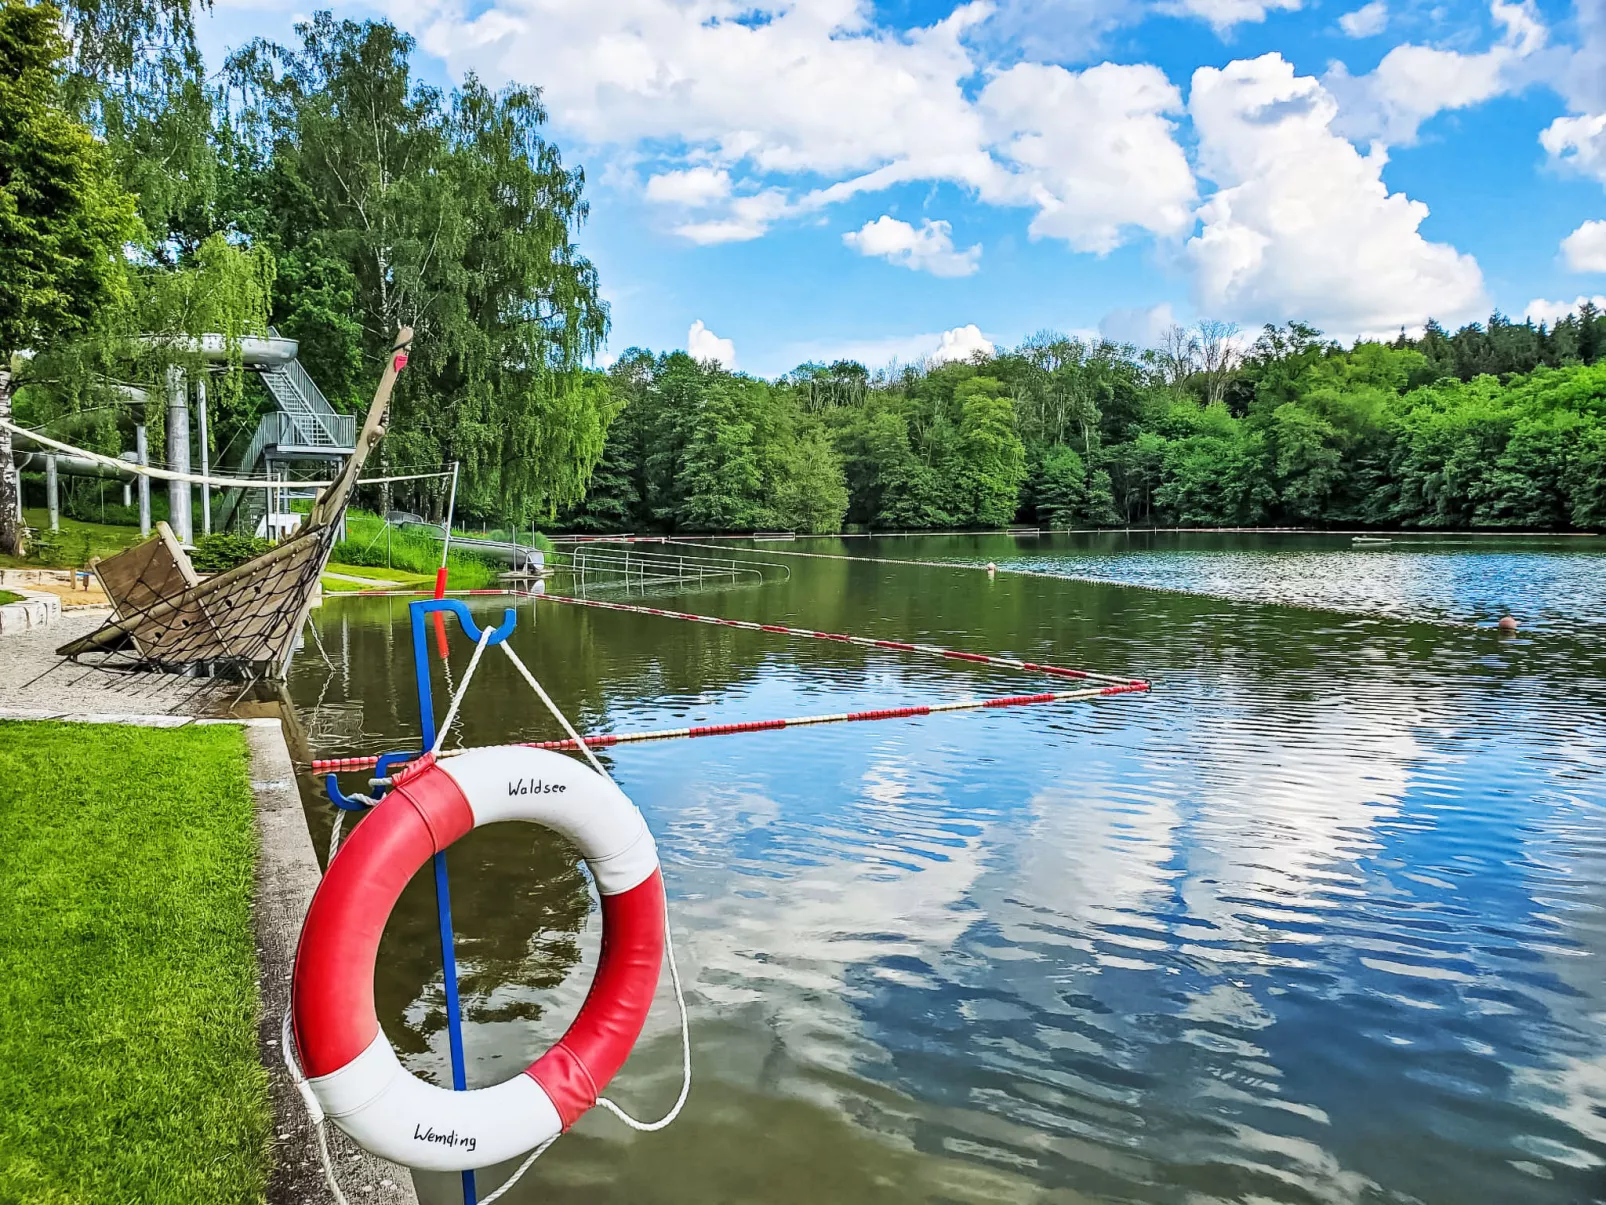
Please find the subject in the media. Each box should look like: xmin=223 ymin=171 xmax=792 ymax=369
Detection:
xmin=531 ymin=592 xmax=1146 ymax=688
xmin=310 ymin=681 xmax=1147 ymax=775
xmin=497 ymin=682 xmax=1144 ymax=754
xmin=310 ymin=602 xmax=1148 ymax=774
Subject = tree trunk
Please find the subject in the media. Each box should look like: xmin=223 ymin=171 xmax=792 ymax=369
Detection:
xmin=0 ymin=366 xmax=26 ymax=558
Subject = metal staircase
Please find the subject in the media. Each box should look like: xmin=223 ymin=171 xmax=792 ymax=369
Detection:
xmin=216 ymin=345 xmax=355 ymax=533
xmin=260 ymin=359 xmax=351 ymax=450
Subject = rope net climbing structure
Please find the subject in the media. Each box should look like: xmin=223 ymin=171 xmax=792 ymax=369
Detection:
xmin=54 ymin=329 xmax=414 ymax=681
xmin=57 ymin=517 xmax=338 ymax=677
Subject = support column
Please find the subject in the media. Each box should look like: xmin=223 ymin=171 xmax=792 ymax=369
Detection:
xmin=165 ymin=365 xmax=192 ymax=544
xmin=135 ymin=425 xmax=151 ymax=537
xmin=335 ymin=459 xmax=346 ymax=542
xmin=262 ymin=458 xmax=274 ymax=539
xmin=46 ymin=454 xmax=59 ymax=531
xmin=196 ymin=373 xmax=211 ymax=536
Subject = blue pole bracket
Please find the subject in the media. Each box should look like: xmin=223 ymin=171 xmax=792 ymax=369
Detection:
xmin=322 ymin=749 xmax=425 ymax=812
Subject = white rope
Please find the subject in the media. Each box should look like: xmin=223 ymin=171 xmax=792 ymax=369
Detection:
xmin=595 ymin=891 xmax=693 ymax=1132
xmin=0 ymin=417 xmax=453 ymax=489
xmin=476 ymin=1135 xmax=558 ymax=1204
xmin=328 ymin=809 xmax=346 ymax=862
xmin=281 ymin=1010 xmax=352 ymax=1205
xmin=430 ymin=624 xmax=496 ymax=757
xmin=499 ymin=639 xmax=693 ymax=1132
xmin=498 ymin=642 xmax=609 ymax=778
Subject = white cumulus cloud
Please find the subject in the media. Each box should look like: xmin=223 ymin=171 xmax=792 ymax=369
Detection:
xmin=1542 ymin=112 xmax=1606 ymax=184
xmin=1338 ymin=1 xmax=1388 ymax=37
xmin=1524 ymin=294 xmax=1606 ymax=324
xmin=1162 ymin=0 xmax=1301 ymax=34
xmin=1561 ymin=220 xmax=1606 ymax=272
xmin=674 ymin=190 xmax=792 ymax=244
xmin=645 ymin=166 xmax=732 ymax=206
xmin=930 ymin=324 xmax=995 ymax=363
xmin=687 ymin=319 xmax=736 ymax=367
xmin=1099 ymin=303 xmax=1180 ymax=347
xmin=842 ymin=216 xmax=980 ymax=277
xmin=977 ymin=61 xmax=1195 ymax=252
xmin=1565 ymin=0 xmax=1606 ymax=113
xmin=397 ymin=0 xmax=1195 ymax=255
xmin=1325 ymin=1 xmax=1546 ymax=147
xmin=1186 ymin=53 xmax=1487 ymax=337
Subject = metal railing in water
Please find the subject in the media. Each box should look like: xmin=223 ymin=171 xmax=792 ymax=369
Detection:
xmin=552 ymin=545 xmax=789 ymax=594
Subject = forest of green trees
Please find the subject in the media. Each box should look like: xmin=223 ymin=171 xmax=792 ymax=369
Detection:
xmin=566 ymin=313 xmax=1606 ymax=534
xmin=4 ymin=0 xmax=1605 ymax=552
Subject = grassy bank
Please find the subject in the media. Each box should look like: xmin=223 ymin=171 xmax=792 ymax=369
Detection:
xmin=332 ymin=510 xmax=523 ymax=589
xmin=0 ymin=590 xmax=22 ymax=605
xmin=320 ymin=562 xmax=435 ymax=593
xmin=0 ymin=722 xmax=271 ymax=1203
xmin=0 ymin=510 xmax=148 ymax=569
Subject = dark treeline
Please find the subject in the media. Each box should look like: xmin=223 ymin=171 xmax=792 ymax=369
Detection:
xmin=5 ymin=0 xmax=1605 ymax=548
xmin=564 ymin=311 xmax=1606 ymax=534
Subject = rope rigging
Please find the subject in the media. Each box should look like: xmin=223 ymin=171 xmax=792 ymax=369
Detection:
xmin=0 ymin=416 xmax=454 ymax=490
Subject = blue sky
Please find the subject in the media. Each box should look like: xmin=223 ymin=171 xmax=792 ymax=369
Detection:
xmin=200 ymin=0 xmax=1606 ymax=377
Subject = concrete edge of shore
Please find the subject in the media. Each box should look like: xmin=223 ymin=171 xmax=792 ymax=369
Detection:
xmin=0 ymin=589 xmax=62 ymax=634
xmin=246 ymin=718 xmax=422 ymax=1205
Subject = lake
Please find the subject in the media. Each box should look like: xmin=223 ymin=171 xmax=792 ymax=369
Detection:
xmin=290 ymin=531 xmax=1606 ymax=1205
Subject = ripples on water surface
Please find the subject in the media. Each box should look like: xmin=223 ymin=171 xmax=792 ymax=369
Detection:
xmin=291 ymin=533 xmax=1606 ymax=1204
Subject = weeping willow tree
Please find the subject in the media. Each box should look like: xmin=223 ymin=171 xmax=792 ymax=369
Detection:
xmin=16 ymin=232 xmax=277 ymax=492
xmin=6 ymin=0 xmax=278 ymax=548
xmin=226 ymin=15 xmax=613 ymax=525
xmin=0 ymin=0 xmax=139 ymax=556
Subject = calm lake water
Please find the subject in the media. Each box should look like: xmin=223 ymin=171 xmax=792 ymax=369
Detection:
xmin=291 ymin=532 xmax=1606 ymax=1205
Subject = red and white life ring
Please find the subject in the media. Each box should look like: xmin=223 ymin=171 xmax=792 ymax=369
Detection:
xmin=291 ymin=746 xmax=664 ymax=1171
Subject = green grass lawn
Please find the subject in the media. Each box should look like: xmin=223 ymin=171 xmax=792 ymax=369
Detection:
xmin=0 ymin=510 xmax=148 ymax=569
xmin=319 ymin=576 xmax=370 ymax=593
xmin=334 ymin=510 xmax=522 ymax=589
xmin=0 ymin=722 xmax=271 ymax=1203
xmin=0 ymin=590 xmax=22 ymax=606
xmin=320 ymin=561 xmax=494 ymax=593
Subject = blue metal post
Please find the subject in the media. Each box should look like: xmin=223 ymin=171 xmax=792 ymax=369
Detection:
xmin=410 ymin=603 xmax=472 ymax=1205
xmin=321 ymin=603 xmax=515 ymax=1205
xmin=433 ymin=851 xmax=474 ymax=1205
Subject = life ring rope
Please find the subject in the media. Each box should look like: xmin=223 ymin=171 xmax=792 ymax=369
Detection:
xmin=290 ymin=631 xmax=691 ymax=1201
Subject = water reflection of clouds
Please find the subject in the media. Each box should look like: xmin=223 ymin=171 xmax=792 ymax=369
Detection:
xmin=1165 ymin=688 xmax=1421 ymax=957
xmin=666 ymin=740 xmax=989 ymax=1004
xmin=316 ymin=546 xmax=1606 ymax=1203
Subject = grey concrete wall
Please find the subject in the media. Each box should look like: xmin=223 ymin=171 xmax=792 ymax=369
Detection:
xmin=0 ymin=588 xmax=61 ymax=635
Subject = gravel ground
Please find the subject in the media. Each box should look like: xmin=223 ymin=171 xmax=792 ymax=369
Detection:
xmin=0 ymin=610 xmax=234 ymax=718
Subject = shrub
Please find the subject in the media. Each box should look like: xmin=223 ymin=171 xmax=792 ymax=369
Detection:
xmin=190 ymin=533 xmax=272 ymax=573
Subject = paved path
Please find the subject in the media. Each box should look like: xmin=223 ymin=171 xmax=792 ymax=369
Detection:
xmin=322 ymin=570 xmax=409 ymax=587
xmin=0 ymin=609 xmax=233 ymax=718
